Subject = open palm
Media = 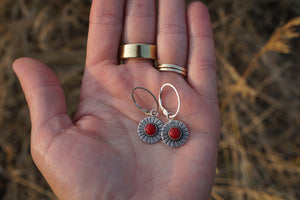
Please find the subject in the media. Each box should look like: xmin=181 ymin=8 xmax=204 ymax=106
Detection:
xmin=13 ymin=1 xmax=220 ymax=199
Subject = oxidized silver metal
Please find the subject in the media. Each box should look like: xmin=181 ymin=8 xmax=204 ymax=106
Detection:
xmin=161 ymin=120 xmax=189 ymax=147
xmin=131 ymin=86 xmax=162 ymax=144
xmin=138 ymin=116 xmax=163 ymax=143
xmin=131 ymin=87 xmax=159 ymax=117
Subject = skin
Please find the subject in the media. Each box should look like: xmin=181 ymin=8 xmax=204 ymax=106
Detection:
xmin=13 ymin=0 xmax=220 ymax=199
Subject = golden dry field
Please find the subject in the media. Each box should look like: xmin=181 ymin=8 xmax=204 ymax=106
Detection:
xmin=0 ymin=0 xmax=300 ymax=199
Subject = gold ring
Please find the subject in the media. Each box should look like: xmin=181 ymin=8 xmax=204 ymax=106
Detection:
xmin=158 ymin=64 xmax=187 ymax=77
xmin=120 ymin=44 xmax=157 ymax=59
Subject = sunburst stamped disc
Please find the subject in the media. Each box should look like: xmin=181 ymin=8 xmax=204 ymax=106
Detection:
xmin=137 ymin=116 xmax=163 ymax=144
xmin=161 ymin=120 xmax=189 ymax=147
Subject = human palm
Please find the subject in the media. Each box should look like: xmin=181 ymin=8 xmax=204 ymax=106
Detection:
xmin=13 ymin=1 xmax=219 ymax=200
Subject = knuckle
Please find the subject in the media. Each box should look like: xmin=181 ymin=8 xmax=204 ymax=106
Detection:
xmin=128 ymin=2 xmax=154 ymax=18
xmin=159 ymin=23 xmax=187 ymax=35
xmin=188 ymin=60 xmax=217 ymax=72
xmin=191 ymin=30 xmax=213 ymax=40
xmin=90 ymin=11 xmax=122 ymax=26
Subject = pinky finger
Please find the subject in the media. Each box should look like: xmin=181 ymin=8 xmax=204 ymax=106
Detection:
xmin=187 ymin=2 xmax=217 ymax=102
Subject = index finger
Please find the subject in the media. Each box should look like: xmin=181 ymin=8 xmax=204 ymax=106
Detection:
xmin=86 ymin=0 xmax=125 ymax=66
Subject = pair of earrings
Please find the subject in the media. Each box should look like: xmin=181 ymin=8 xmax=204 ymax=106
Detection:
xmin=131 ymin=83 xmax=189 ymax=148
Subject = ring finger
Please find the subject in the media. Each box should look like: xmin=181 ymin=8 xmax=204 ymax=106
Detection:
xmin=157 ymin=0 xmax=188 ymax=71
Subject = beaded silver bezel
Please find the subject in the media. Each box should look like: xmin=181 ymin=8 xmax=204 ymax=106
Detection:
xmin=161 ymin=120 xmax=189 ymax=147
xmin=137 ymin=116 xmax=163 ymax=144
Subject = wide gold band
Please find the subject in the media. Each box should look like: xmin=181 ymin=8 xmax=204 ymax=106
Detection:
xmin=158 ymin=64 xmax=187 ymax=77
xmin=120 ymin=44 xmax=157 ymax=59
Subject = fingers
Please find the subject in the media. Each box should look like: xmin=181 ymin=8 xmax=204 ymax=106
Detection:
xmin=123 ymin=0 xmax=156 ymax=64
xmin=124 ymin=0 xmax=156 ymax=44
xmin=13 ymin=58 xmax=72 ymax=137
xmin=157 ymin=0 xmax=188 ymax=68
xmin=86 ymin=0 xmax=125 ymax=66
xmin=187 ymin=2 xmax=217 ymax=101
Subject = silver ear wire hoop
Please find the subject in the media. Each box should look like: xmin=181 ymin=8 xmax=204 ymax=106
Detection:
xmin=159 ymin=83 xmax=181 ymax=120
xmin=131 ymin=87 xmax=159 ymax=117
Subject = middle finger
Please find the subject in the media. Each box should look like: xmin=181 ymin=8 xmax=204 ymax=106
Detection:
xmin=123 ymin=0 xmax=156 ymax=64
xmin=123 ymin=0 xmax=156 ymax=45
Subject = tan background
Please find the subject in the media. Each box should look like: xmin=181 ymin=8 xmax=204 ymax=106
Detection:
xmin=0 ymin=0 xmax=299 ymax=199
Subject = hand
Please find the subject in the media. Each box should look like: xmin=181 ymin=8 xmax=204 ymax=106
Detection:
xmin=13 ymin=1 xmax=220 ymax=199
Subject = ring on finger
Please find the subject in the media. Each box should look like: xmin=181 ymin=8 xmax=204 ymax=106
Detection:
xmin=120 ymin=44 xmax=157 ymax=60
xmin=157 ymin=64 xmax=187 ymax=77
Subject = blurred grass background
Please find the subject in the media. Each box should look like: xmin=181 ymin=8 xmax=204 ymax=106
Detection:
xmin=0 ymin=0 xmax=300 ymax=199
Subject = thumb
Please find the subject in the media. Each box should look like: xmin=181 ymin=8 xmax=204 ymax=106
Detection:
xmin=13 ymin=57 xmax=72 ymax=152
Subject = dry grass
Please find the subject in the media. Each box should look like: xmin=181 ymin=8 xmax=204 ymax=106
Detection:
xmin=0 ymin=0 xmax=299 ymax=199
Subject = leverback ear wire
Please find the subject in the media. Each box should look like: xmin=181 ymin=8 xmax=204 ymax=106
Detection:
xmin=131 ymin=86 xmax=163 ymax=144
xmin=131 ymin=87 xmax=159 ymax=117
xmin=159 ymin=83 xmax=181 ymax=120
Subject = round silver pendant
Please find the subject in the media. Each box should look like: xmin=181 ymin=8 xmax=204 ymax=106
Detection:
xmin=161 ymin=120 xmax=189 ymax=147
xmin=137 ymin=116 xmax=163 ymax=144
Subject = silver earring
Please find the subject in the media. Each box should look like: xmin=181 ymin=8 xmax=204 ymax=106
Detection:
xmin=159 ymin=83 xmax=189 ymax=147
xmin=131 ymin=87 xmax=163 ymax=144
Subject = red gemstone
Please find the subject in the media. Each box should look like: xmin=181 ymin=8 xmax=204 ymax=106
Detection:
xmin=144 ymin=124 xmax=157 ymax=136
xmin=168 ymin=127 xmax=182 ymax=140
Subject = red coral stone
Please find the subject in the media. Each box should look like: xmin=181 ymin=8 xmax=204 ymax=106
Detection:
xmin=144 ymin=124 xmax=157 ymax=136
xmin=168 ymin=127 xmax=182 ymax=140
